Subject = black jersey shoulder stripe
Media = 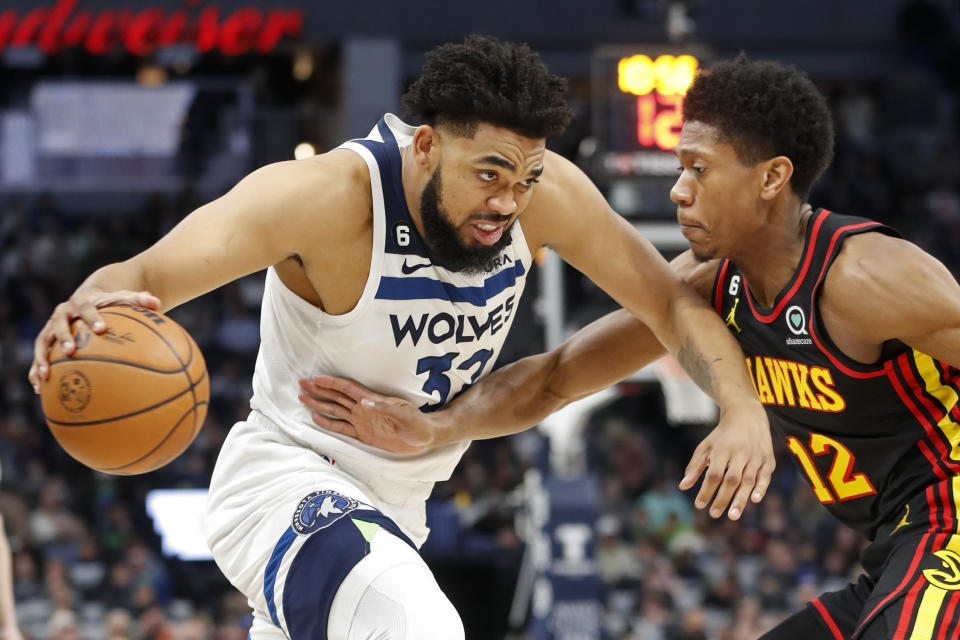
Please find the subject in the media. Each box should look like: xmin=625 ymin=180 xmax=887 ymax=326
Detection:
xmin=906 ymin=350 xmax=960 ymax=468
xmin=712 ymin=258 xmax=731 ymax=315
xmin=743 ymin=209 xmax=830 ymax=323
xmin=806 ymin=219 xmax=889 ymax=379
xmin=887 ymin=352 xmax=960 ymax=479
xmin=898 ymin=351 xmax=960 ymax=475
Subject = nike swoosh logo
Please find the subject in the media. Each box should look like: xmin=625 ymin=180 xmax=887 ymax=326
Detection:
xmin=401 ymin=259 xmax=432 ymax=275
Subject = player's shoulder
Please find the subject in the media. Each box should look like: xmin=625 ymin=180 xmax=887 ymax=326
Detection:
xmin=823 ymin=228 xmax=960 ymax=343
xmin=528 ymin=151 xmax=591 ymax=205
xmin=248 ymin=148 xmax=370 ymax=203
xmin=829 ymin=231 xmax=932 ymax=291
xmin=522 ymin=151 xmax=609 ymax=247
xmin=538 ymin=150 xmax=591 ymax=192
xmin=242 ymin=149 xmax=374 ymax=235
xmin=821 ymin=231 xmax=948 ymax=327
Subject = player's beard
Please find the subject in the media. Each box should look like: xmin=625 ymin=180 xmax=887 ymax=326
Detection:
xmin=419 ymin=165 xmax=514 ymax=274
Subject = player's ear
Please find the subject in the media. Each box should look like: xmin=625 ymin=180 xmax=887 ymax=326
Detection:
xmin=759 ymin=156 xmax=794 ymax=201
xmin=411 ymin=125 xmax=440 ymax=169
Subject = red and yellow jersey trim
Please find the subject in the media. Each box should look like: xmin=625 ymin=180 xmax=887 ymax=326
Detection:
xmin=888 ymin=350 xmax=960 ymax=480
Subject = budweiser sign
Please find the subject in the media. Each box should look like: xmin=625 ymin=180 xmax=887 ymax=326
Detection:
xmin=0 ymin=0 xmax=303 ymax=57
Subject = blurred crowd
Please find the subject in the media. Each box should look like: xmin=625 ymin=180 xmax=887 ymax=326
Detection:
xmin=0 ymin=190 xmax=263 ymax=638
xmin=577 ymin=396 xmax=869 ymax=640
xmin=0 ymin=46 xmax=958 ymax=640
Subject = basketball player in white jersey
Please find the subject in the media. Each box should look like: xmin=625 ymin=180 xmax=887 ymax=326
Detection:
xmin=29 ymin=36 xmax=773 ymax=639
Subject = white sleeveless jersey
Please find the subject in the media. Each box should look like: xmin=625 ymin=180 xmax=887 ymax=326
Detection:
xmin=249 ymin=113 xmax=531 ymax=493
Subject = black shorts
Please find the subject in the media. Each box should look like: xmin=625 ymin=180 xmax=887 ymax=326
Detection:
xmin=806 ymin=479 xmax=960 ymax=639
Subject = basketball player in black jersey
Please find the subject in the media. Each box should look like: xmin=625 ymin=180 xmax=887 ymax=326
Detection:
xmin=299 ymin=56 xmax=960 ymax=638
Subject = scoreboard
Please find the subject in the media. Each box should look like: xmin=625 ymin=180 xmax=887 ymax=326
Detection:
xmin=590 ymin=45 xmax=710 ymax=219
xmin=610 ymin=52 xmax=697 ymax=151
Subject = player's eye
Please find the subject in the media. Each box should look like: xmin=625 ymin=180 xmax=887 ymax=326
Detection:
xmin=479 ymin=170 xmax=497 ymax=182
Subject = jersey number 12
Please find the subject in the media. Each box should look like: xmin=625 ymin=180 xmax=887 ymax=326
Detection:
xmin=787 ymin=433 xmax=877 ymax=504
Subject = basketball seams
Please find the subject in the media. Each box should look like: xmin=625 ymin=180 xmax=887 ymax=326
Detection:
xmin=97 ymin=401 xmax=208 ymax=473
xmin=48 ymin=355 xmax=185 ymax=374
xmin=99 ymin=310 xmax=195 ymax=369
xmin=101 ymin=309 xmax=206 ymax=439
xmin=43 ymin=307 xmax=209 ymax=474
xmin=47 ymin=369 xmax=208 ymax=427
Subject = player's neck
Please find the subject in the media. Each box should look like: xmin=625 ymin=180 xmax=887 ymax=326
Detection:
xmin=401 ymin=144 xmax=429 ymax=238
xmin=735 ymin=201 xmax=813 ymax=308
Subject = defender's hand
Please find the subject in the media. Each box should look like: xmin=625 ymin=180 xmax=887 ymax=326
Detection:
xmin=28 ymin=290 xmax=161 ymax=393
xmin=298 ymin=375 xmax=441 ymax=454
xmin=678 ymin=403 xmax=774 ymax=520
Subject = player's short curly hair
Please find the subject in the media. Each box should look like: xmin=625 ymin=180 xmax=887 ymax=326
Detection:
xmin=682 ymin=55 xmax=834 ymax=198
xmin=401 ymin=35 xmax=572 ymax=139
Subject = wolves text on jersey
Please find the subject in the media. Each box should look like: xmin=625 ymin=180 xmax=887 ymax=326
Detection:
xmin=389 ymin=295 xmax=516 ymax=348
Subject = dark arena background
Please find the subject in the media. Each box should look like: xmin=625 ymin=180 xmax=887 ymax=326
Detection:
xmin=0 ymin=1 xmax=958 ymax=638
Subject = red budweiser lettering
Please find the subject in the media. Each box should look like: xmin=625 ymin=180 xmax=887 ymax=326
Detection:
xmin=0 ymin=0 xmax=303 ymax=56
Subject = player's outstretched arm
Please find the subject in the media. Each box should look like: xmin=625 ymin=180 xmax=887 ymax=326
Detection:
xmin=29 ymin=150 xmax=369 ymax=393
xmin=298 ymin=251 xmax=721 ymax=450
xmin=523 ymin=154 xmax=774 ymax=519
xmin=300 ymin=246 xmax=773 ymax=519
xmin=299 ymin=307 xmax=666 ymax=453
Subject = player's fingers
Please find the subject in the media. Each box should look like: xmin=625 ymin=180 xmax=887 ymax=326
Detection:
xmin=74 ymin=301 xmax=107 ymax=334
xmin=679 ymin=444 xmax=709 ymax=491
xmin=354 ymin=398 xmax=413 ymax=432
xmin=98 ymin=290 xmax=160 ymax=310
xmin=694 ymin=451 xmax=730 ymax=513
xmin=751 ymin=460 xmax=775 ymax=503
xmin=298 ymin=378 xmax=355 ymax=409
xmin=32 ymin=325 xmax=55 ymax=381
xmin=28 ymin=362 xmax=40 ymax=393
xmin=311 ymin=375 xmax=384 ymax=403
xmin=310 ymin=412 xmax=359 ymax=439
xmin=724 ymin=464 xmax=759 ymax=521
xmin=706 ymin=457 xmax=747 ymax=519
xmin=49 ymin=304 xmax=77 ymax=356
xmin=133 ymin=291 xmax=161 ymax=309
xmin=298 ymin=393 xmax=353 ymax=422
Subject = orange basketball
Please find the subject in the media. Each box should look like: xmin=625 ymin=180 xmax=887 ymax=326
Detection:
xmin=40 ymin=306 xmax=209 ymax=475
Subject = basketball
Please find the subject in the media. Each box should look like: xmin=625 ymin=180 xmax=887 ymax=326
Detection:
xmin=40 ymin=306 xmax=209 ymax=475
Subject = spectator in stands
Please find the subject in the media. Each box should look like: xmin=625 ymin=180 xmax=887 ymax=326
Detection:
xmin=0 ymin=479 xmax=23 ymax=640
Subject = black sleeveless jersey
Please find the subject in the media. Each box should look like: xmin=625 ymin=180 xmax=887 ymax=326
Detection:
xmin=712 ymin=209 xmax=960 ymax=540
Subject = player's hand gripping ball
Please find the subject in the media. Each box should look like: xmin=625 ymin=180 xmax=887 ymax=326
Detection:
xmin=40 ymin=306 xmax=209 ymax=475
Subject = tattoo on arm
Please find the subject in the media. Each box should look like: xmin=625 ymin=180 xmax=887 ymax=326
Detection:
xmin=676 ymin=343 xmax=720 ymax=396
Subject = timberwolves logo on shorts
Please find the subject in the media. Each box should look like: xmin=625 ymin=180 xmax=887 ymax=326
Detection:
xmin=292 ymin=490 xmax=359 ymax=535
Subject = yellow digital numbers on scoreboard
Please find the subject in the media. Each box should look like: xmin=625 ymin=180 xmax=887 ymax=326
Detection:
xmin=616 ymin=54 xmax=698 ymax=96
xmin=592 ymin=45 xmax=710 ymax=206
xmin=615 ymin=54 xmax=699 ymax=151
